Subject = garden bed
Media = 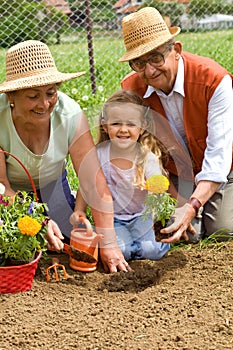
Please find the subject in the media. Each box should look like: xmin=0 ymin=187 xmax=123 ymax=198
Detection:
xmin=1 ymin=240 xmax=233 ymax=350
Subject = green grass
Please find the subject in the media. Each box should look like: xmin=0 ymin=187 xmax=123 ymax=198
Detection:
xmin=170 ymin=230 xmax=233 ymax=252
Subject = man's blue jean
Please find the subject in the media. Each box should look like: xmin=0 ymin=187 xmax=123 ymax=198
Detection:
xmin=114 ymin=215 xmax=170 ymax=261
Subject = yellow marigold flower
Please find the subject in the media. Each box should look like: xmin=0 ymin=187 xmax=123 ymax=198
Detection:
xmin=145 ymin=175 xmax=169 ymax=194
xmin=18 ymin=216 xmax=42 ymax=236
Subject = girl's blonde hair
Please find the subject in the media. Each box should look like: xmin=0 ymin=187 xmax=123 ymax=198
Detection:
xmin=98 ymin=90 xmax=169 ymax=187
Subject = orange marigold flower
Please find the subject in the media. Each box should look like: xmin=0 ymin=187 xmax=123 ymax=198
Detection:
xmin=18 ymin=216 xmax=42 ymax=236
xmin=145 ymin=175 xmax=169 ymax=194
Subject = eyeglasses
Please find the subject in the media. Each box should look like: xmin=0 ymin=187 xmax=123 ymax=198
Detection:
xmin=129 ymin=46 xmax=172 ymax=73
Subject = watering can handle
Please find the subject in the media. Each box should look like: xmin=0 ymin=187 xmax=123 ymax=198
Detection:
xmin=0 ymin=150 xmax=38 ymax=202
xmin=79 ymin=216 xmax=93 ymax=237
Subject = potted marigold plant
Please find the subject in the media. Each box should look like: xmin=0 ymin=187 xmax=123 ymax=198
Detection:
xmin=0 ymin=183 xmax=49 ymax=266
xmin=143 ymin=175 xmax=177 ymax=241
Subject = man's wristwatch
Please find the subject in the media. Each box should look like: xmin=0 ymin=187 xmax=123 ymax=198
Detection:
xmin=187 ymin=197 xmax=203 ymax=218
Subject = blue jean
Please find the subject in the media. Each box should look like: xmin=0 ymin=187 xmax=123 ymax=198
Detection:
xmin=114 ymin=215 xmax=170 ymax=261
xmin=37 ymin=170 xmax=75 ymax=241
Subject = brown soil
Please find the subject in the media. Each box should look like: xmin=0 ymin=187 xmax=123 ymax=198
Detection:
xmin=1 ymin=240 xmax=233 ymax=350
xmin=153 ymin=221 xmax=174 ymax=242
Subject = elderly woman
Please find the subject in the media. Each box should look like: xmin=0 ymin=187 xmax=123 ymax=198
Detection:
xmin=0 ymin=40 xmax=130 ymax=273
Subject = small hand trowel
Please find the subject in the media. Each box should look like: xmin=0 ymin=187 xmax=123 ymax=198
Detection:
xmin=61 ymin=242 xmax=97 ymax=263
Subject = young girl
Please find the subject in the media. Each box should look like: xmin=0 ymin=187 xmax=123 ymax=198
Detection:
xmin=75 ymin=90 xmax=170 ymax=261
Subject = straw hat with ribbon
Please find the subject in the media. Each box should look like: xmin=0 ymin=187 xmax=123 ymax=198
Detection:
xmin=0 ymin=40 xmax=85 ymax=93
xmin=119 ymin=7 xmax=181 ymax=62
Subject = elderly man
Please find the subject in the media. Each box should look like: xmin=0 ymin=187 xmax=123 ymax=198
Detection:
xmin=119 ymin=7 xmax=233 ymax=244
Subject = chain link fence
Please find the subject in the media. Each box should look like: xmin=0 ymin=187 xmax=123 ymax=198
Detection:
xmin=0 ymin=0 xmax=233 ymax=117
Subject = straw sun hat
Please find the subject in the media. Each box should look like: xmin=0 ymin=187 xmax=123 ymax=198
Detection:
xmin=0 ymin=40 xmax=85 ymax=93
xmin=119 ymin=7 xmax=181 ymax=62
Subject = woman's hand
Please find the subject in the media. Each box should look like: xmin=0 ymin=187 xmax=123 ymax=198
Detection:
xmin=159 ymin=204 xmax=197 ymax=243
xmin=100 ymin=245 xmax=132 ymax=273
xmin=45 ymin=219 xmax=64 ymax=252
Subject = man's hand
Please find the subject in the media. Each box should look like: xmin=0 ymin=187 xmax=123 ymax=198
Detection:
xmin=160 ymin=204 xmax=197 ymax=243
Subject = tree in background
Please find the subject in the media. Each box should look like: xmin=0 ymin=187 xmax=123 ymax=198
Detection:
xmin=69 ymin=0 xmax=117 ymax=29
xmin=140 ymin=0 xmax=185 ymax=26
xmin=188 ymin=0 xmax=225 ymax=18
xmin=0 ymin=0 xmax=69 ymax=48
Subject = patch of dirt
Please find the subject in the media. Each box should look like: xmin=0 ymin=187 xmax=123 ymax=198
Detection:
xmin=1 ymin=241 xmax=233 ymax=350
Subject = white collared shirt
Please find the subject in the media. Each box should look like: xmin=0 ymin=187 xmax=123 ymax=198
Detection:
xmin=144 ymin=58 xmax=233 ymax=184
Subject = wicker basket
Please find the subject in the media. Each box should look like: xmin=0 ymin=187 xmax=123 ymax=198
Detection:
xmin=0 ymin=150 xmax=41 ymax=294
xmin=0 ymin=251 xmax=42 ymax=294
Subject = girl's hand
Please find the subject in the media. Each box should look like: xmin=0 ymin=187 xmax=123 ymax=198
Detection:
xmin=100 ymin=246 xmax=132 ymax=273
xmin=69 ymin=210 xmax=87 ymax=228
xmin=45 ymin=219 xmax=64 ymax=252
xmin=160 ymin=204 xmax=197 ymax=243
